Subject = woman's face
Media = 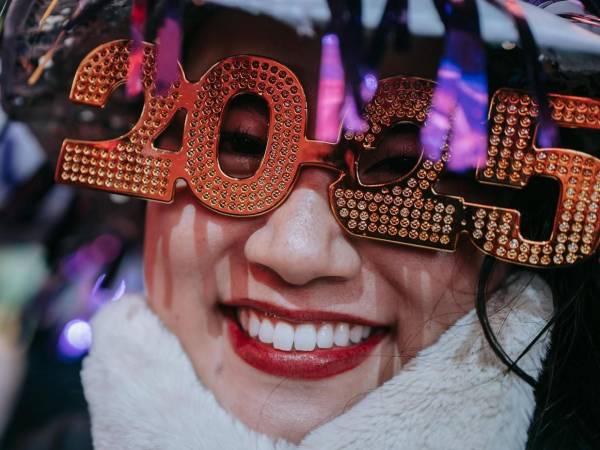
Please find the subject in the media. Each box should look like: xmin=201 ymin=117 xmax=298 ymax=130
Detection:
xmin=144 ymin=11 xmax=508 ymax=443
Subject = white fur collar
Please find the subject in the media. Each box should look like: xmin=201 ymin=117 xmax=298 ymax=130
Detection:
xmin=82 ymin=274 xmax=552 ymax=450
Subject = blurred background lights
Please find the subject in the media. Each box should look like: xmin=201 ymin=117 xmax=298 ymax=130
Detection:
xmin=362 ymin=72 xmax=378 ymax=93
xmin=58 ymin=319 xmax=92 ymax=358
xmin=92 ymin=273 xmax=127 ymax=303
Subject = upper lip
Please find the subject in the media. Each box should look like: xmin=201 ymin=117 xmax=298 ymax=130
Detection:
xmin=220 ymin=298 xmax=389 ymax=328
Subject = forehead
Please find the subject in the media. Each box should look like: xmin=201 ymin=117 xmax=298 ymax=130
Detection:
xmin=181 ymin=8 xmax=444 ymax=97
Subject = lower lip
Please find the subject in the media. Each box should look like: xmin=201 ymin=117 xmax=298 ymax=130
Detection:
xmin=225 ymin=315 xmax=386 ymax=380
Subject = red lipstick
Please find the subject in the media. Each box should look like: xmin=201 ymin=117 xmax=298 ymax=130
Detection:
xmin=223 ymin=301 xmax=387 ymax=380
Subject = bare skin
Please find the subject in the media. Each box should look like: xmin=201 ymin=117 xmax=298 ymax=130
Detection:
xmin=144 ymin=10 xmax=509 ymax=443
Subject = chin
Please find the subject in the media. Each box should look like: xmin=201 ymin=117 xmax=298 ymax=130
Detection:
xmin=184 ymin=301 xmax=398 ymax=443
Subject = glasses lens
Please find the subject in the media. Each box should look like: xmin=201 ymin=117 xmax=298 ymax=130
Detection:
xmin=218 ymin=94 xmax=269 ymax=179
xmin=356 ymin=122 xmax=423 ymax=185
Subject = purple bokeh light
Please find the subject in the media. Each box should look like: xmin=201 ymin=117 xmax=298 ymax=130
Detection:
xmin=58 ymin=319 xmax=92 ymax=358
xmin=91 ymin=273 xmax=127 ymax=307
xmin=62 ymin=233 xmax=123 ymax=281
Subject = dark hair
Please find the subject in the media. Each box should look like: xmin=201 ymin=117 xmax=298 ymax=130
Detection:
xmin=475 ymin=52 xmax=600 ymax=446
xmin=528 ymin=258 xmax=600 ymax=449
xmin=477 ymin=255 xmax=600 ymax=449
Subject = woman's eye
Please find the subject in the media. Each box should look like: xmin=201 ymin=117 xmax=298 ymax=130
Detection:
xmin=219 ymin=132 xmax=267 ymax=178
xmin=218 ymin=94 xmax=269 ymax=179
xmin=220 ymin=132 xmax=266 ymax=156
xmin=361 ymin=155 xmax=420 ymax=181
xmin=357 ymin=123 xmax=423 ymax=185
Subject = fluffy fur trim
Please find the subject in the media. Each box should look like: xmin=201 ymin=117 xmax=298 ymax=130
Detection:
xmin=82 ymin=274 xmax=552 ymax=450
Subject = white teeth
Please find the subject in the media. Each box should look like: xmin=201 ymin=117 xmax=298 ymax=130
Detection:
xmin=249 ymin=313 xmax=260 ymax=338
xmin=294 ymin=324 xmax=317 ymax=351
xmin=334 ymin=323 xmax=350 ymax=347
xmin=237 ymin=309 xmax=244 ymax=330
xmin=349 ymin=325 xmax=363 ymax=344
xmin=273 ymin=322 xmax=294 ymax=351
xmin=317 ymin=324 xmax=334 ymax=349
xmin=258 ymin=319 xmax=274 ymax=344
xmin=238 ymin=308 xmax=375 ymax=352
xmin=240 ymin=309 xmax=249 ymax=331
xmin=362 ymin=326 xmax=371 ymax=339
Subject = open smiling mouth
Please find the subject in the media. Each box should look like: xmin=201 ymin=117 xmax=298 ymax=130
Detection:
xmin=221 ymin=301 xmax=389 ymax=379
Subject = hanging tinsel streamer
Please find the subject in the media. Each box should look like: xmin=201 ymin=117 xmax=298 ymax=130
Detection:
xmin=317 ymin=0 xmax=409 ymax=138
xmin=489 ymin=0 xmax=558 ymax=148
xmin=314 ymin=33 xmax=346 ymax=142
xmin=155 ymin=0 xmax=183 ymax=95
xmin=126 ymin=0 xmax=147 ymax=98
xmin=326 ymin=0 xmax=370 ymax=133
xmin=365 ymin=0 xmax=410 ymax=69
xmin=360 ymin=0 xmax=410 ymax=133
xmin=421 ymin=0 xmax=488 ymax=172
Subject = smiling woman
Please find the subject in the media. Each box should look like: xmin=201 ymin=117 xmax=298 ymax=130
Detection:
xmin=139 ymin=11 xmax=513 ymax=442
xmin=2 ymin=0 xmax=600 ymax=449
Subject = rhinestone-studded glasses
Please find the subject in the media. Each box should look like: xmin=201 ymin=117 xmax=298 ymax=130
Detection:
xmin=55 ymin=40 xmax=600 ymax=268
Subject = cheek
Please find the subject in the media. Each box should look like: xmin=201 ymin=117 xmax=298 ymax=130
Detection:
xmin=361 ymin=241 xmax=484 ymax=318
xmin=143 ymin=195 xmax=248 ymax=312
xmin=404 ymin=252 xmax=471 ymax=306
xmin=365 ymin=239 xmax=484 ymax=304
xmin=359 ymin=239 xmax=489 ymax=358
xmin=144 ymin=201 xmax=201 ymax=310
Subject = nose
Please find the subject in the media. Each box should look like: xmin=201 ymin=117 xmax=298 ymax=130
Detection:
xmin=244 ymin=169 xmax=361 ymax=285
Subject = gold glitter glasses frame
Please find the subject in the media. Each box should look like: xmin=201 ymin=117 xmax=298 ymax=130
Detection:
xmin=55 ymin=40 xmax=600 ymax=268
